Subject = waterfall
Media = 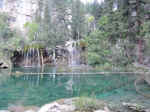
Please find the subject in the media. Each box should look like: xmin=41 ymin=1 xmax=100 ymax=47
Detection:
xmin=37 ymin=48 xmax=41 ymax=67
xmin=25 ymin=50 xmax=29 ymax=67
xmin=53 ymin=49 xmax=56 ymax=65
xmin=23 ymin=48 xmax=42 ymax=68
xmin=66 ymin=40 xmax=80 ymax=67
xmin=70 ymin=47 xmax=79 ymax=66
xmin=31 ymin=48 xmax=34 ymax=66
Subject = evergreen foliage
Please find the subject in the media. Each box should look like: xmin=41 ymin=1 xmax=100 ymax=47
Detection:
xmin=0 ymin=13 xmax=22 ymax=50
xmin=1 ymin=0 xmax=150 ymax=68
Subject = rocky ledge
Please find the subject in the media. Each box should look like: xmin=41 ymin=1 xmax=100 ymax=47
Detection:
xmin=1 ymin=98 xmax=150 ymax=112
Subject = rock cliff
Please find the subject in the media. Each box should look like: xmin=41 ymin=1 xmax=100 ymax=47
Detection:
xmin=0 ymin=0 xmax=38 ymax=31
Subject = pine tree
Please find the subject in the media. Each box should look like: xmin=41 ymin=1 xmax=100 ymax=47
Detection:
xmin=71 ymin=0 xmax=86 ymax=40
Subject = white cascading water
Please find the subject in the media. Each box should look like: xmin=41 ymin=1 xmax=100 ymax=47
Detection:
xmin=37 ymin=48 xmax=41 ymax=67
xmin=66 ymin=40 xmax=80 ymax=67
xmin=53 ymin=49 xmax=56 ymax=65
xmin=32 ymin=48 xmax=35 ymax=66
xmin=24 ymin=48 xmax=41 ymax=67
xmin=25 ymin=50 xmax=29 ymax=67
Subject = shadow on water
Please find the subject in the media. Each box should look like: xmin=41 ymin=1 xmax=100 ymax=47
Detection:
xmin=0 ymin=67 xmax=150 ymax=109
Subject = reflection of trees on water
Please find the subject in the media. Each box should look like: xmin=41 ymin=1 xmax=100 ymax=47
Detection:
xmin=11 ymin=67 xmax=136 ymax=99
xmin=19 ymin=74 xmax=82 ymax=97
xmin=11 ymin=67 xmax=83 ymax=96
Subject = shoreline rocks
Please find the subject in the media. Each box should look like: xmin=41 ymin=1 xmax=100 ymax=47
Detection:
xmin=1 ymin=98 xmax=150 ymax=112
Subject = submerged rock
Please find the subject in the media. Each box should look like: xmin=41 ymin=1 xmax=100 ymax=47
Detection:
xmin=8 ymin=105 xmax=39 ymax=112
xmin=0 ymin=110 xmax=10 ymax=112
xmin=12 ymin=71 xmax=24 ymax=77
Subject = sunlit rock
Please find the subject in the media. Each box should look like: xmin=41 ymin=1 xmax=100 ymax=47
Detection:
xmin=38 ymin=99 xmax=76 ymax=112
xmin=8 ymin=105 xmax=39 ymax=112
xmin=24 ymin=110 xmax=36 ymax=112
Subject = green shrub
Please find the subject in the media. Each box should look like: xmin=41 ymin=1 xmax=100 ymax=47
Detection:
xmin=84 ymin=30 xmax=111 ymax=66
xmin=74 ymin=97 xmax=106 ymax=111
xmin=0 ymin=13 xmax=23 ymax=50
xmin=24 ymin=21 xmax=39 ymax=41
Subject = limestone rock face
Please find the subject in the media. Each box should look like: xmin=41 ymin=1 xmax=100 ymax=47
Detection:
xmin=0 ymin=0 xmax=38 ymax=31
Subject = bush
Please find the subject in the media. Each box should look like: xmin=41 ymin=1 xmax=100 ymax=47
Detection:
xmin=0 ymin=12 xmax=23 ymax=59
xmin=84 ymin=30 xmax=111 ymax=66
xmin=24 ymin=21 xmax=39 ymax=41
xmin=74 ymin=97 xmax=106 ymax=111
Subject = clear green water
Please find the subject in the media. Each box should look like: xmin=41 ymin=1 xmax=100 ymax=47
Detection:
xmin=0 ymin=67 xmax=148 ymax=109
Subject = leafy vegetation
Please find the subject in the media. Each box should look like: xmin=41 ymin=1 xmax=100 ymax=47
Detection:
xmin=0 ymin=0 xmax=150 ymax=70
xmin=0 ymin=13 xmax=24 ymax=49
xmin=24 ymin=21 xmax=39 ymax=41
xmin=84 ymin=0 xmax=150 ymax=69
xmin=74 ymin=97 xmax=106 ymax=111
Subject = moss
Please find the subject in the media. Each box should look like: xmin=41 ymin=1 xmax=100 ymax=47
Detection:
xmin=79 ymin=40 xmax=87 ymax=48
xmin=74 ymin=97 xmax=106 ymax=111
xmin=23 ymin=43 xmax=45 ymax=52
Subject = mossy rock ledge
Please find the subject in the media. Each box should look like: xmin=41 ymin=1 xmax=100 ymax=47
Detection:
xmin=38 ymin=97 xmax=110 ymax=112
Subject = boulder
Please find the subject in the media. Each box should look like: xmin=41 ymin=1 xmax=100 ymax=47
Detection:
xmin=38 ymin=102 xmax=75 ymax=112
xmin=94 ymin=106 xmax=112 ymax=112
xmin=24 ymin=110 xmax=36 ymax=112
xmin=0 ymin=61 xmax=8 ymax=69
xmin=38 ymin=98 xmax=76 ymax=112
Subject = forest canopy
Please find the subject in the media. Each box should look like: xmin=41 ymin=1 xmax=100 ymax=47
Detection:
xmin=0 ymin=0 xmax=150 ymax=68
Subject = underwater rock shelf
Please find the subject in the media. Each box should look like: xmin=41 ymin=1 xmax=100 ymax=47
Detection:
xmin=1 ymin=68 xmax=150 ymax=111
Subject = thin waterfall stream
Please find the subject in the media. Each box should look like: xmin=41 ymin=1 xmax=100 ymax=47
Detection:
xmin=23 ymin=48 xmax=42 ymax=68
xmin=66 ymin=40 xmax=80 ymax=67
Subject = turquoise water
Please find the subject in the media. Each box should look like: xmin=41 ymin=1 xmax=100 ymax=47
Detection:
xmin=0 ymin=67 xmax=146 ymax=109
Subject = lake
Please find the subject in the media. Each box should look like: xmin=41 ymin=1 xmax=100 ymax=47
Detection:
xmin=0 ymin=67 xmax=149 ymax=109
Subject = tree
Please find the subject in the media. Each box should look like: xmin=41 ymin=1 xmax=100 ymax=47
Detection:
xmin=71 ymin=0 xmax=86 ymax=40
xmin=35 ymin=0 xmax=72 ymax=48
xmin=128 ymin=0 xmax=148 ymax=64
xmin=0 ymin=13 xmax=21 ymax=50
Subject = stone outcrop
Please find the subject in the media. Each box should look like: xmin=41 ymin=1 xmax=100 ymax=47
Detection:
xmin=0 ymin=61 xmax=8 ymax=69
xmin=0 ymin=0 xmax=38 ymax=32
xmin=38 ymin=101 xmax=75 ymax=112
xmin=38 ymin=98 xmax=108 ymax=112
xmin=8 ymin=105 xmax=39 ymax=112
